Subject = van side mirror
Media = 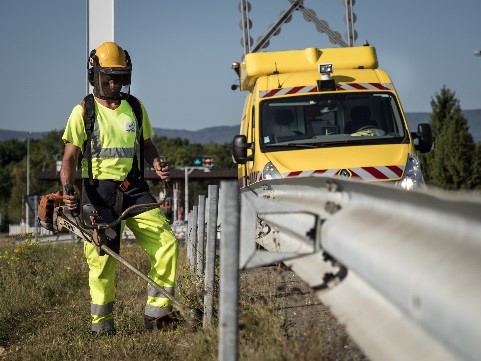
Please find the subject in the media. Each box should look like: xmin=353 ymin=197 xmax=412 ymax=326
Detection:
xmin=413 ymin=123 xmax=433 ymax=153
xmin=232 ymin=135 xmax=253 ymax=164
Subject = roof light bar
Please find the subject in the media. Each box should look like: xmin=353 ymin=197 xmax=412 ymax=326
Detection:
xmin=317 ymin=63 xmax=336 ymax=91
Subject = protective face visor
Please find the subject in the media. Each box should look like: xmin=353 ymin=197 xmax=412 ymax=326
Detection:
xmin=92 ymin=67 xmax=132 ymax=100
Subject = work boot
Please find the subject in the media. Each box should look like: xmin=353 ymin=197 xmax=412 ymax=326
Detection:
xmin=144 ymin=311 xmax=182 ymax=331
xmin=157 ymin=311 xmax=182 ymax=330
xmin=91 ymin=329 xmax=117 ymax=337
xmin=144 ymin=315 xmax=157 ymax=331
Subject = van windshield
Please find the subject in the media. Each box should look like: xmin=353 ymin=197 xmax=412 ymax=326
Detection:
xmin=259 ymin=92 xmax=408 ymax=151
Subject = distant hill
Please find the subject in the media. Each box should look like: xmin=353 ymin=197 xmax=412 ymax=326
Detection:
xmin=0 ymin=130 xmax=49 ymax=142
xmin=0 ymin=126 xmax=239 ymax=144
xmin=1 ymin=110 xmax=480 ymax=143
xmin=119 ymin=109 xmax=481 ymax=144
xmin=152 ymin=125 xmax=238 ymax=144
xmin=406 ymin=109 xmax=481 ymax=142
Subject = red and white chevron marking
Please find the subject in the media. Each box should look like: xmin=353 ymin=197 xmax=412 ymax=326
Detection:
xmin=337 ymin=83 xmax=394 ymax=91
xmin=246 ymin=165 xmax=403 ymax=185
xmin=284 ymin=165 xmax=404 ymax=180
xmin=259 ymin=83 xmax=394 ymax=98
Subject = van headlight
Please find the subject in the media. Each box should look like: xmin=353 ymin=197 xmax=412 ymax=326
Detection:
xmin=396 ymin=154 xmax=426 ymax=190
xmin=262 ymin=162 xmax=282 ymax=180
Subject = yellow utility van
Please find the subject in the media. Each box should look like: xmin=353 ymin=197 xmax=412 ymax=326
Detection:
xmin=232 ymin=45 xmax=432 ymax=190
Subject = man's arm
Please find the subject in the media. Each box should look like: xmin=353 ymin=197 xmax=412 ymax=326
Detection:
xmin=60 ymin=142 xmax=81 ymax=209
xmin=143 ymin=138 xmax=170 ymax=181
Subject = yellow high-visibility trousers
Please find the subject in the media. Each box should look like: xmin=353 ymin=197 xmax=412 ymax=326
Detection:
xmin=84 ymin=208 xmax=178 ymax=332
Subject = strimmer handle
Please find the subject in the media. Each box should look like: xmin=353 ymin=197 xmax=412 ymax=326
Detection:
xmin=64 ymin=183 xmax=79 ymax=217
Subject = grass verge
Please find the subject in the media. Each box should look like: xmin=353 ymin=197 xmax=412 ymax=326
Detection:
xmin=0 ymin=237 xmax=367 ymax=360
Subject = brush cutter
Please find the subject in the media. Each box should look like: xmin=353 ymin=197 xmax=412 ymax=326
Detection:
xmin=37 ymin=183 xmax=200 ymax=329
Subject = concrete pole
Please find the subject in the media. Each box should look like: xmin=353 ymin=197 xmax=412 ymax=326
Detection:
xmin=184 ymin=168 xmax=190 ymax=221
xmin=25 ymin=133 xmax=30 ymax=234
xmin=87 ymin=0 xmax=114 ymax=95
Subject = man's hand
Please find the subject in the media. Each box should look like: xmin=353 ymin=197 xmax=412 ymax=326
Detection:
xmin=63 ymin=183 xmax=79 ymax=216
xmin=153 ymin=158 xmax=170 ymax=182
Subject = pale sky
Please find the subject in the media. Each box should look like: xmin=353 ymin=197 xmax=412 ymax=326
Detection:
xmin=1 ymin=0 xmax=480 ymax=132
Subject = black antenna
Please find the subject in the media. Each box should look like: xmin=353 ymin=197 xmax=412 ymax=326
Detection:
xmin=274 ymin=62 xmax=281 ymax=89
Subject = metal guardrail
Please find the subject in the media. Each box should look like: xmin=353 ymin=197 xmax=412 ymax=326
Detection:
xmin=185 ymin=185 xmax=222 ymax=329
xmin=179 ymin=177 xmax=481 ymax=361
xmin=236 ymin=177 xmax=481 ymax=361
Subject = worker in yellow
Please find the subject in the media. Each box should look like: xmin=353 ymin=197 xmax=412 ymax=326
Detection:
xmin=60 ymin=41 xmax=178 ymax=335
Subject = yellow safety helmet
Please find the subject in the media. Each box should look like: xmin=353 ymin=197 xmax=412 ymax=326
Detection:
xmin=88 ymin=42 xmax=132 ymax=99
xmin=91 ymin=42 xmax=128 ymax=68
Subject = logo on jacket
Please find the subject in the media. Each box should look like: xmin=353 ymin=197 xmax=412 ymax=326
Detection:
xmin=125 ymin=121 xmax=136 ymax=133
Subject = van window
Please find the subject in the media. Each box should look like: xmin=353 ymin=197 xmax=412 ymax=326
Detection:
xmin=259 ymin=92 xmax=407 ymax=151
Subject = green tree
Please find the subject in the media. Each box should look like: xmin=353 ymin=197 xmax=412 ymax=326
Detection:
xmin=0 ymin=139 xmax=27 ymax=229
xmin=151 ymin=135 xmax=234 ymax=169
xmin=202 ymin=142 xmax=235 ymax=169
xmin=0 ymin=131 xmax=64 ymax=226
xmin=471 ymin=143 xmax=481 ymax=189
xmin=28 ymin=131 xmax=65 ymax=196
xmin=30 ymin=131 xmax=64 ymax=172
xmin=0 ymin=139 xmax=26 ymax=200
xmin=420 ymin=86 xmax=476 ymax=190
xmin=7 ymin=160 xmax=27 ymax=223
xmin=0 ymin=131 xmax=234 ymax=226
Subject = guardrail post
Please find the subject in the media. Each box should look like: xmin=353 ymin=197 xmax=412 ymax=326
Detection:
xmin=196 ymin=195 xmax=206 ymax=277
xmin=204 ymin=185 xmax=219 ymax=327
xmin=189 ymin=205 xmax=198 ymax=274
xmin=218 ymin=181 xmax=240 ymax=361
xmin=186 ymin=211 xmax=190 ymax=254
xmin=186 ymin=210 xmax=192 ymax=262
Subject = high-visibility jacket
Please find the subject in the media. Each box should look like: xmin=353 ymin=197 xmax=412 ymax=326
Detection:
xmin=62 ymin=96 xmax=154 ymax=180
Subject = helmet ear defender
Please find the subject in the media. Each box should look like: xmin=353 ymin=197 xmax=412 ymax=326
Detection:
xmin=123 ymin=50 xmax=132 ymax=85
xmin=87 ymin=49 xmax=97 ymax=86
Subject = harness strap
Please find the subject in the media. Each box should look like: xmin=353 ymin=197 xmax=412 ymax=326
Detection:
xmin=114 ymin=178 xmax=133 ymax=215
xmin=126 ymin=94 xmax=144 ymax=181
xmin=116 ymin=95 xmax=144 ymax=214
xmin=83 ymin=94 xmax=96 ymax=186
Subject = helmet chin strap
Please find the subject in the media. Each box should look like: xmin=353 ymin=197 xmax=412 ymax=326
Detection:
xmin=93 ymin=88 xmax=126 ymax=101
xmin=92 ymin=72 xmax=130 ymax=100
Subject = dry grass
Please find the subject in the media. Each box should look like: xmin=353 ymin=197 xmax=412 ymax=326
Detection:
xmin=0 ymin=237 xmax=367 ymax=361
